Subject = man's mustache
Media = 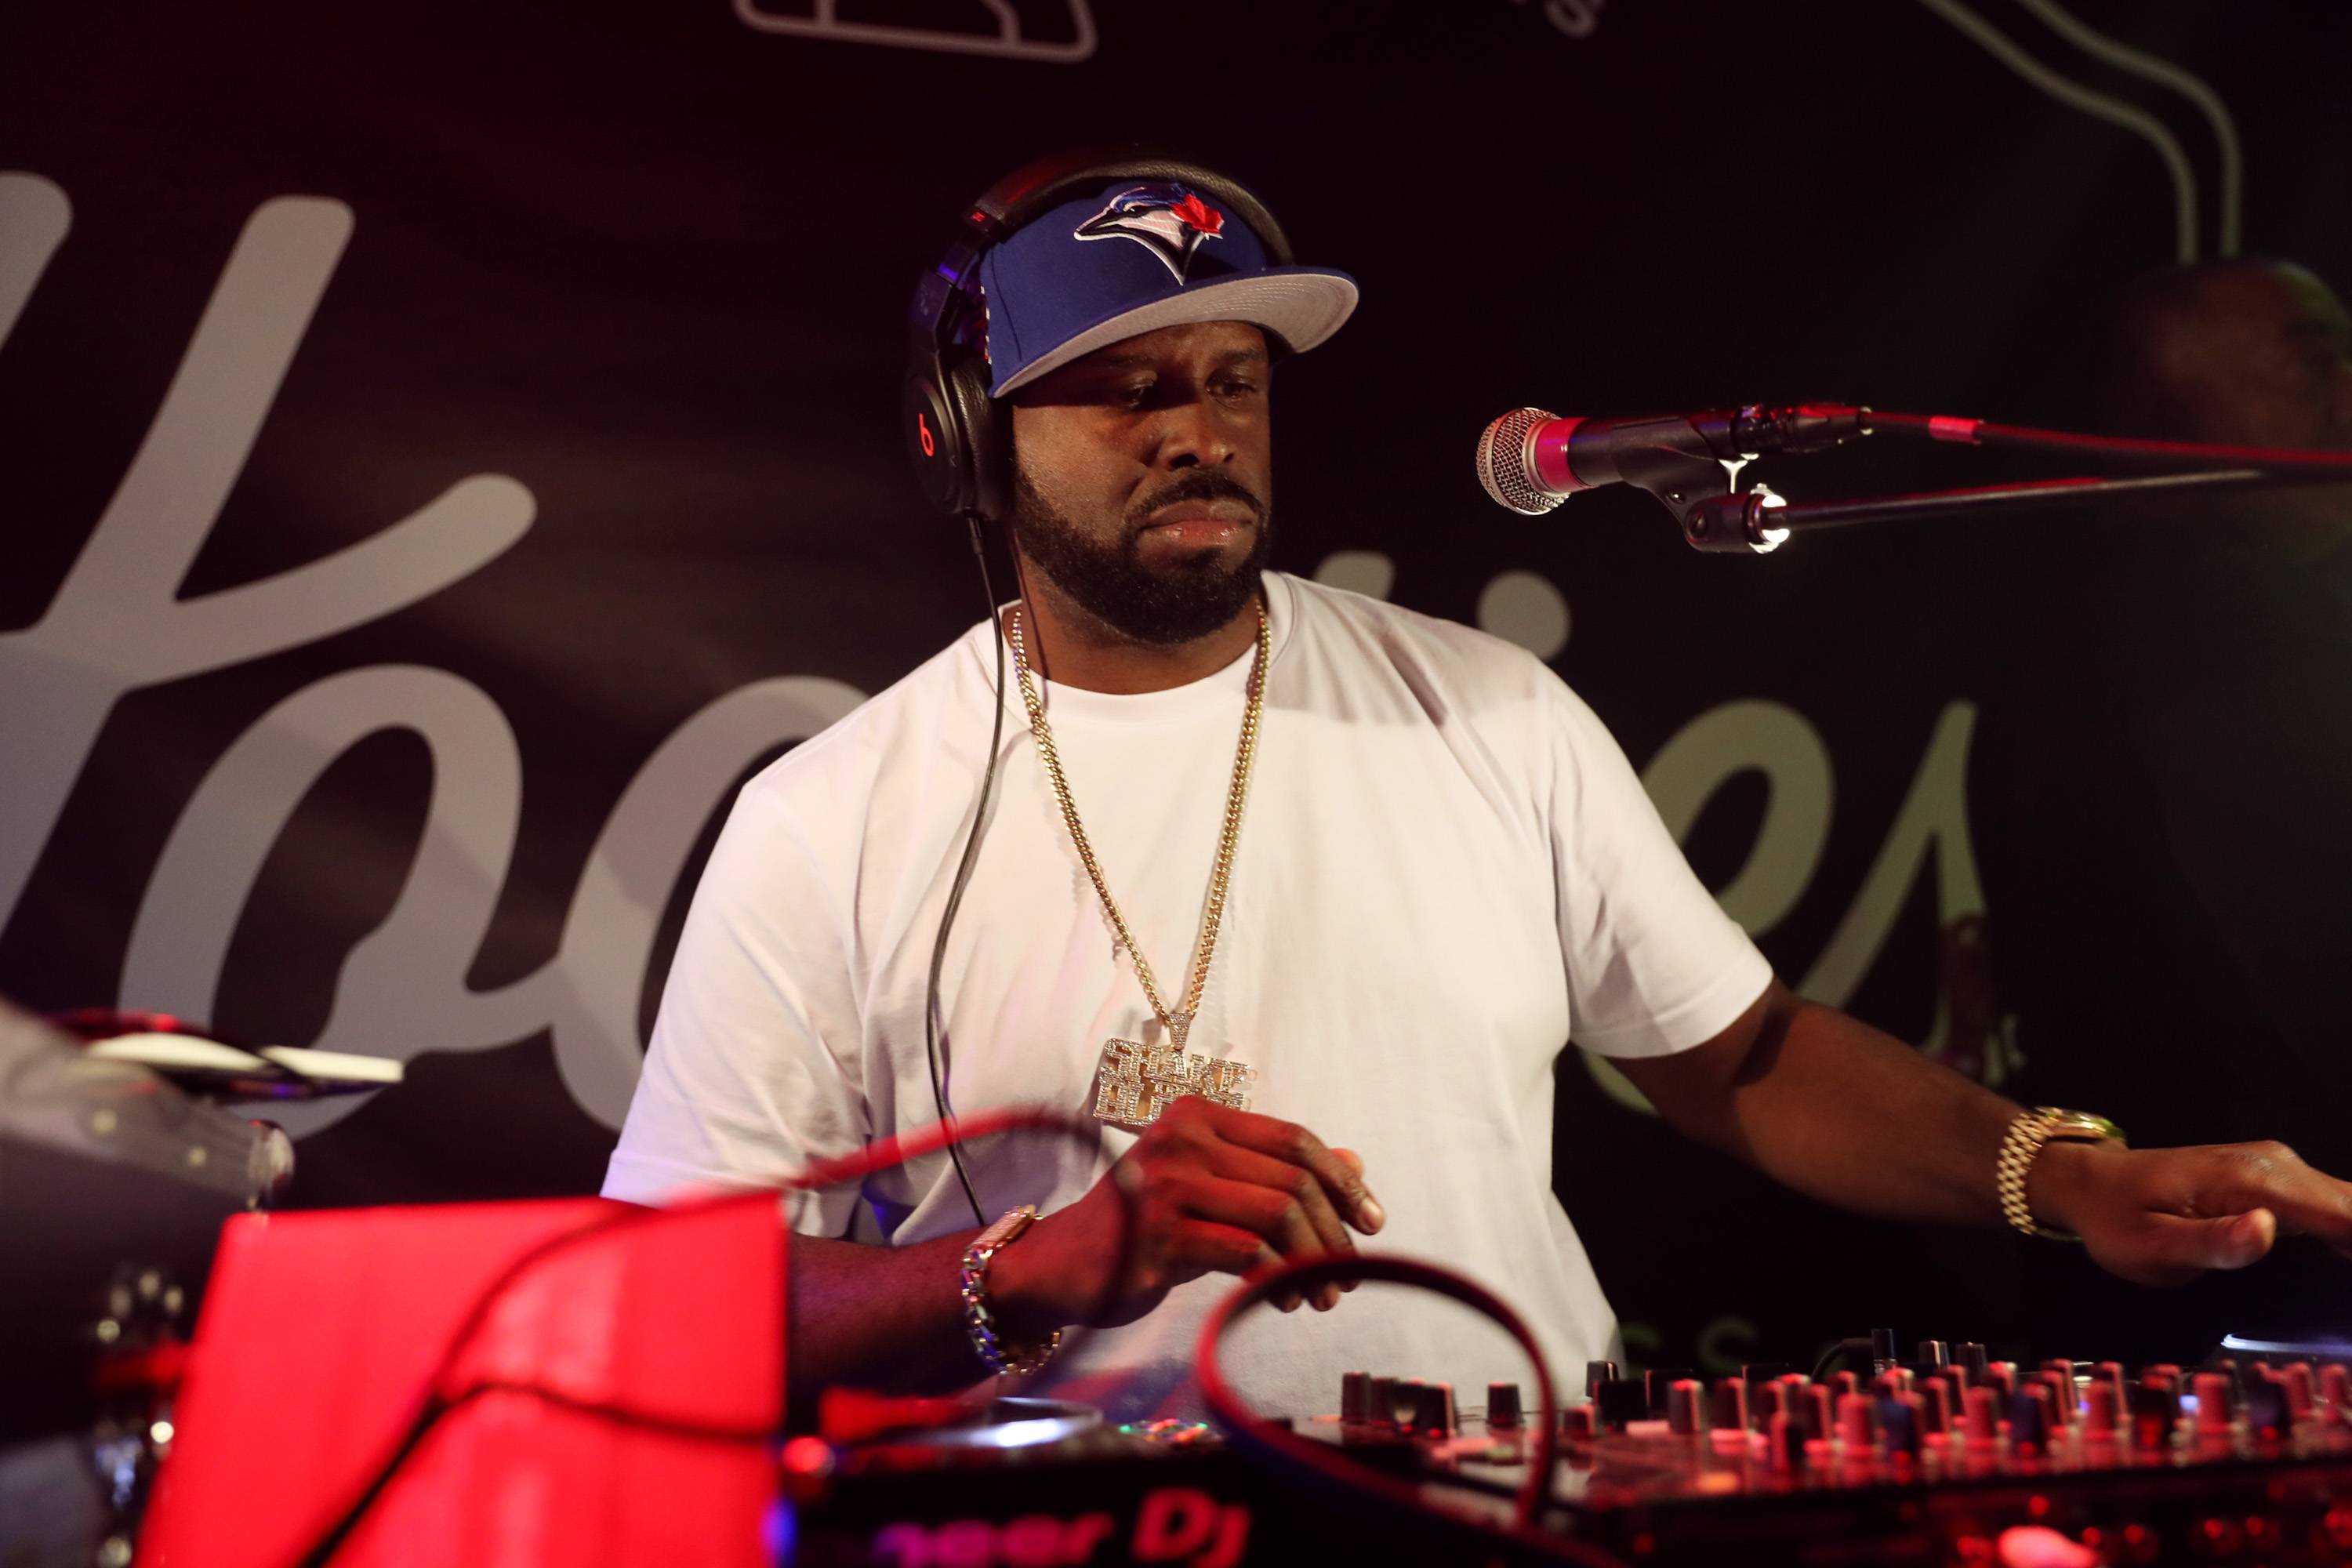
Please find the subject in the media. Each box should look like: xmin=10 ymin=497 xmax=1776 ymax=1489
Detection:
xmin=1127 ymin=471 xmax=1266 ymax=528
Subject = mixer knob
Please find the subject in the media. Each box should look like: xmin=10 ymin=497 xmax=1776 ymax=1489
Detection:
xmin=1871 ymin=1327 xmax=1898 ymax=1374
xmin=1668 ymin=1379 xmax=1705 ymax=1436
xmin=2129 ymin=1379 xmax=2179 ymax=1449
xmin=2193 ymin=1371 xmax=2235 ymax=1433
xmin=1596 ymin=1377 xmax=1648 ymax=1432
xmin=1805 ymin=1384 xmax=1835 ymax=1443
xmin=1987 ymin=1361 xmax=2019 ymax=1399
xmin=2083 ymin=1380 xmax=2122 ymax=1439
xmin=1486 ymin=1381 xmax=1523 ymax=1429
xmin=1406 ymin=1381 xmax=1456 ymax=1438
xmin=1369 ymin=1376 xmax=1402 ymax=1425
xmin=1561 ymin=1403 xmax=1597 ymax=1440
xmin=2241 ymin=1370 xmax=2288 ymax=1437
xmin=2038 ymin=1378 xmax=2071 ymax=1436
xmin=1711 ymin=1377 xmax=1750 ymax=1433
xmin=1769 ymin=1410 xmax=1806 ymax=1472
xmin=1921 ymin=1377 xmax=1955 ymax=1436
xmin=1963 ymin=1385 xmax=2002 ymax=1447
xmin=1341 ymin=1370 xmax=1372 ymax=1424
xmin=2093 ymin=1360 xmax=2127 ymax=1401
xmin=1398 ymin=1377 xmax=1426 ymax=1423
xmin=1830 ymin=1370 xmax=1862 ymax=1399
xmin=1960 ymin=1342 xmax=1991 ymax=1381
xmin=2035 ymin=1370 xmax=2074 ymax=1430
xmin=1881 ymin=1394 xmax=1924 ymax=1458
xmin=2321 ymin=1363 xmax=2352 ymax=1410
xmin=1646 ymin=1367 xmax=1694 ymax=1416
xmin=2009 ymin=1389 xmax=2049 ymax=1454
xmin=1584 ymin=1359 xmax=1619 ymax=1400
xmin=1835 ymin=1391 xmax=1877 ymax=1449
xmin=2284 ymin=1361 xmax=2317 ymax=1419
xmin=1918 ymin=1339 xmax=1951 ymax=1369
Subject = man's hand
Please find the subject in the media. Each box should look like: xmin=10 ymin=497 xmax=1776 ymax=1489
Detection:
xmin=991 ymin=1098 xmax=1385 ymax=1337
xmin=2031 ymin=1138 xmax=2352 ymax=1286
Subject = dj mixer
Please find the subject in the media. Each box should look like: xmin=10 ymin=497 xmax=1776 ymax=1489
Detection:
xmin=112 ymin=1185 xmax=2352 ymax=1566
xmin=788 ymin=1336 xmax=2352 ymax=1566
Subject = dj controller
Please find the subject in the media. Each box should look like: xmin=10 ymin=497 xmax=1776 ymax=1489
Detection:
xmin=21 ymin=1027 xmax=2350 ymax=1568
xmin=788 ymin=1336 xmax=2352 ymax=1566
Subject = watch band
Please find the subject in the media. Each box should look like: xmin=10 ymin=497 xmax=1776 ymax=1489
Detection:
xmin=1996 ymin=1106 xmax=2127 ymax=1241
xmin=959 ymin=1204 xmax=1062 ymax=1376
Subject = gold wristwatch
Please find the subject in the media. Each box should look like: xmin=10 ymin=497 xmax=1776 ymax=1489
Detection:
xmin=1995 ymin=1106 xmax=2127 ymax=1241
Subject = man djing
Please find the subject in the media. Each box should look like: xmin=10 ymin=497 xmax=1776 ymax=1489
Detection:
xmin=606 ymin=154 xmax=2352 ymax=1421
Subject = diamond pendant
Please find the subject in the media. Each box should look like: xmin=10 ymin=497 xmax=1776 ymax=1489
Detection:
xmin=1091 ymin=1020 xmax=1255 ymax=1131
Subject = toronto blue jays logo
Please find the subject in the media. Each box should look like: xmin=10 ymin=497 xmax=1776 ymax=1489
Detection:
xmin=1073 ymin=183 xmax=1226 ymax=284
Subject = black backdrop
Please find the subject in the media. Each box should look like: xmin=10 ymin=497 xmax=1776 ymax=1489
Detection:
xmin=6 ymin=0 xmax=2350 ymax=1381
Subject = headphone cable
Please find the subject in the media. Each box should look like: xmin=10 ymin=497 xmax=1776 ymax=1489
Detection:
xmin=922 ymin=511 xmax=1009 ymax=1228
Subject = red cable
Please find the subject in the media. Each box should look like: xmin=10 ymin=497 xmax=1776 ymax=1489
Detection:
xmin=1195 ymin=1254 xmax=1625 ymax=1568
xmin=1860 ymin=410 xmax=2352 ymax=474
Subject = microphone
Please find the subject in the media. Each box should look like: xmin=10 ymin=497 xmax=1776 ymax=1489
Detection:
xmin=1475 ymin=404 xmax=1867 ymax=515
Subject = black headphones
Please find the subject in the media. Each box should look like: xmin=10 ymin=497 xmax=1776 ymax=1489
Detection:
xmin=902 ymin=147 xmax=1296 ymax=525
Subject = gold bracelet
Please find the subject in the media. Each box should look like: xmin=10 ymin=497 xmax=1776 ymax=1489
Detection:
xmin=958 ymin=1205 xmax=1061 ymax=1376
xmin=1996 ymin=1106 xmax=2126 ymax=1240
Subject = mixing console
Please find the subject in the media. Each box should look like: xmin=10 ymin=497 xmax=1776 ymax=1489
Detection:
xmin=790 ymin=1339 xmax=2352 ymax=1565
xmin=1316 ymin=1341 xmax=2352 ymax=1563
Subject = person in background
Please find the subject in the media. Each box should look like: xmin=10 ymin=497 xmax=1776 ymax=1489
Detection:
xmin=1976 ymin=260 xmax=2352 ymax=1362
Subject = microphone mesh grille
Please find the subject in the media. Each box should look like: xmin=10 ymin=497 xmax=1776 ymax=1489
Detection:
xmin=1476 ymin=407 xmax=1566 ymax=515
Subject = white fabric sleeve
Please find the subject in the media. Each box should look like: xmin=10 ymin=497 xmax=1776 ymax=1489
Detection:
xmin=1541 ymin=671 xmax=1773 ymax=1058
xmin=602 ymin=778 xmax=870 ymax=1237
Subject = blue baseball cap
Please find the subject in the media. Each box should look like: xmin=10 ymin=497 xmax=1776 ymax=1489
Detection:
xmin=978 ymin=180 xmax=1358 ymax=397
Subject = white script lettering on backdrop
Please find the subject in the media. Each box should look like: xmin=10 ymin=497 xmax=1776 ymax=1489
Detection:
xmin=0 ymin=176 xmax=1987 ymax=1141
xmin=0 ymin=177 xmax=865 ymax=1135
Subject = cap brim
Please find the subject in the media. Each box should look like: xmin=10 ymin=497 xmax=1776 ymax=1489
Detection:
xmin=990 ymin=267 xmax=1359 ymax=397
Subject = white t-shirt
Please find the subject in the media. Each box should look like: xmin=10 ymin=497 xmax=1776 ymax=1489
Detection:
xmin=606 ymin=571 xmax=1769 ymax=1421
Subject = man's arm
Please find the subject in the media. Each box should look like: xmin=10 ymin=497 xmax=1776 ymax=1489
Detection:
xmin=1615 ymin=978 xmax=2352 ymax=1287
xmin=785 ymin=1099 xmax=1383 ymax=1408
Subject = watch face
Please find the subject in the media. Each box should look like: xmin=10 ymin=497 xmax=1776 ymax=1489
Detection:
xmin=2044 ymin=1109 xmax=2124 ymax=1144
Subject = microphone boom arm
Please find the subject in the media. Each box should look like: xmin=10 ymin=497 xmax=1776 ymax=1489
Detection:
xmin=1682 ymin=466 xmax=2347 ymax=553
xmin=1620 ymin=406 xmax=2352 ymax=553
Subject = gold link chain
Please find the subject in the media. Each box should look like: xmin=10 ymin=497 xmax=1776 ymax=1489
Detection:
xmin=1006 ymin=601 xmax=1269 ymax=1039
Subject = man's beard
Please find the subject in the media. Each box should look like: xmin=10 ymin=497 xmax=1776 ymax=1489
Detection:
xmin=1009 ymin=467 xmax=1273 ymax=647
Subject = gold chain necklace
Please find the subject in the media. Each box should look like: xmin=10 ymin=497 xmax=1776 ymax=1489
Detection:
xmin=1007 ymin=600 xmax=1267 ymax=1128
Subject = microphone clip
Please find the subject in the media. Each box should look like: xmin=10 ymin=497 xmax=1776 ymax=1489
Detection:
xmin=1563 ymin=405 xmax=1863 ymax=547
xmin=1682 ymin=487 xmax=1794 ymax=554
xmin=1624 ymin=405 xmax=1860 ymax=550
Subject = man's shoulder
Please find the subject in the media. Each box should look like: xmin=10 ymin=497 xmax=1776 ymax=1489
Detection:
xmin=1279 ymin=571 xmax=1555 ymax=699
xmin=735 ymin=626 xmax=991 ymax=822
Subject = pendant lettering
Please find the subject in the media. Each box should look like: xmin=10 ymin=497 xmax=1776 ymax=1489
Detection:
xmin=1093 ymin=1037 xmax=1255 ymax=1129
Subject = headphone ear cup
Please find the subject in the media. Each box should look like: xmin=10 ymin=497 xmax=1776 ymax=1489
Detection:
xmin=902 ymin=369 xmax=972 ymax=515
xmin=945 ymin=357 xmax=1011 ymax=524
